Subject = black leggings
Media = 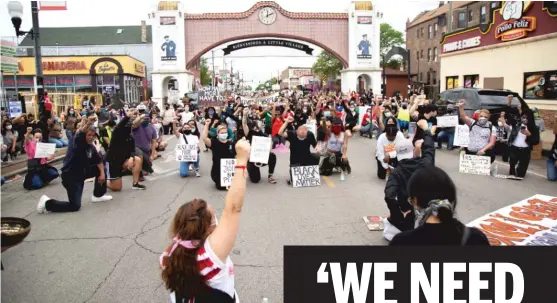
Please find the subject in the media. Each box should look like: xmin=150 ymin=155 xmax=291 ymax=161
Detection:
xmin=320 ymin=152 xmax=348 ymax=175
xmin=163 ymin=124 xmax=172 ymax=135
xmin=508 ymin=145 xmax=531 ymax=178
xmin=376 ymin=157 xmax=398 ymax=180
xmin=247 ymin=152 xmax=277 ymax=183
xmin=211 ymin=166 xmax=226 ymax=191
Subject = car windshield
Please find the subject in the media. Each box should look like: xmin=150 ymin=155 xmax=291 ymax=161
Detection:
xmin=478 ymin=91 xmax=521 ymax=106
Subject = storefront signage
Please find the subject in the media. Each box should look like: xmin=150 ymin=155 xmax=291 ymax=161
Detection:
xmin=443 ymin=36 xmax=481 ymax=53
xmin=43 ymin=61 xmax=87 ymax=71
xmin=289 ymin=69 xmax=312 ymax=78
xmin=357 ymin=16 xmax=372 ymax=24
xmin=134 ymin=63 xmax=145 ymax=74
xmin=160 ymin=16 xmax=176 ymax=25
xmin=495 ymin=2 xmax=536 ymax=42
xmin=56 ymin=76 xmax=74 ymax=87
xmin=96 ymin=61 xmax=118 ymax=74
xmin=222 ymin=39 xmax=314 ymax=56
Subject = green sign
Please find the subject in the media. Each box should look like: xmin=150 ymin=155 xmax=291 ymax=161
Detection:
xmin=0 ymin=37 xmax=18 ymax=73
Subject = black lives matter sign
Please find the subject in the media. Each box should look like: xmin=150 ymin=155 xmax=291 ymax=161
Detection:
xmin=284 ymin=246 xmax=557 ymax=302
xmin=291 ymin=165 xmax=321 ymax=188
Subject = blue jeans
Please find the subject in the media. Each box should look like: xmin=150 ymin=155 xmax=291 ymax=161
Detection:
xmin=547 ymin=159 xmax=557 ymax=181
xmin=48 ymin=137 xmax=69 ymax=148
xmin=179 ymin=154 xmax=200 ymax=177
xmin=437 ymin=130 xmax=454 ymax=149
xmin=66 ymin=130 xmax=74 ymax=149
xmin=360 ymin=124 xmax=372 ymax=136
xmin=45 ymin=168 xmax=107 ymax=212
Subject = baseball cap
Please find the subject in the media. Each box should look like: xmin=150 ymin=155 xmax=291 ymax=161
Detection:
xmin=395 ymin=139 xmax=414 ymax=161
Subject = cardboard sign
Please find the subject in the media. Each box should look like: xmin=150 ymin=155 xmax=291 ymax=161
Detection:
xmin=291 ymin=165 xmax=321 ymax=188
xmin=34 ymin=142 xmax=56 ymax=158
xmin=220 ymin=159 xmax=237 ymax=188
xmin=175 ymin=144 xmax=198 ymax=162
xmin=199 ymin=87 xmax=225 ymax=108
xmin=249 ymin=136 xmax=272 ymax=164
xmin=453 ymin=125 xmax=470 ymax=147
xmin=8 ymin=101 xmax=22 ymax=118
xmin=459 ymin=154 xmax=491 ymax=175
xmin=467 ymin=194 xmax=557 ymax=246
xmin=436 ymin=115 xmax=459 ymax=127
xmin=362 ymin=216 xmax=386 ymax=231
xmin=358 ymin=106 xmax=371 ymax=126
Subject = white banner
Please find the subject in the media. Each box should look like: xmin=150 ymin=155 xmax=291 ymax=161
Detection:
xmin=291 ymin=165 xmax=321 ymax=188
xmin=249 ymin=136 xmax=272 ymax=164
xmin=437 ymin=115 xmax=459 ymax=128
xmin=356 ymin=16 xmax=373 ymax=62
xmin=175 ymin=144 xmax=198 ymax=162
xmin=158 ymin=15 xmax=178 ymax=66
xmin=220 ymin=159 xmax=237 ymax=188
xmin=467 ymin=194 xmax=557 ymax=246
xmin=34 ymin=143 xmax=56 ymax=158
xmin=459 ymin=154 xmax=491 ymax=176
xmin=453 ymin=125 xmax=469 ymax=147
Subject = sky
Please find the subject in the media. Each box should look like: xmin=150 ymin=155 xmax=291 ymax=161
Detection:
xmin=1 ymin=0 xmax=440 ymax=85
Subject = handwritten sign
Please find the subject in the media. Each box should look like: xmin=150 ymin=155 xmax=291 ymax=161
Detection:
xmin=249 ymin=136 xmax=272 ymax=164
xmin=175 ymin=144 xmax=198 ymax=162
xmin=453 ymin=125 xmax=470 ymax=147
xmin=34 ymin=142 xmax=56 ymax=158
xmin=459 ymin=154 xmax=491 ymax=175
xmin=8 ymin=101 xmax=22 ymax=118
xmin=199 ymin=87 xmax=225 ymax=108
xmin=291 ymin=165 xmax=321 ymax=188
xmin=220 ymin=159 xmax=237 ymax=188
xmin=436 ymin=115 xmax=459 ymax=127
xmin=467 ymin=195 xmax=557 ymax=246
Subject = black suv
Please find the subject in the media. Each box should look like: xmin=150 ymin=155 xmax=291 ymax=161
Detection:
xmin=435 ymin=88 xmax=522 ymax=122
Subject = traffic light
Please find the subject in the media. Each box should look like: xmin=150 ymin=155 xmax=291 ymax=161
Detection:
xmin=381 ymin=84 xmax=386 ymax=96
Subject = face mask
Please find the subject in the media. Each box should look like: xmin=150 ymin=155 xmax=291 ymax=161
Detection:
xmin=55 ymin=117 xmax=60 ymax=122
xmin=183 ymin=130 xmax=192 ymax=135
xmin=185 ymin=107 xmax=190 ymax=112
xmin=521 ymin=118 xmax=528 ymax=124
xmin=479 ymin=117 xmax=488 ymax=122
xmin=81 ymin=111 xmax=87 ymax=115
xmin=303 ymin=109 xmax=307 ymax=113
xmin=141 ymin=121 xmax=150 ymax=127
xmin=6 ymin=125 xmax=12 ymax=130
xmin=332 ymin=127 xmax=342 ymax=135
xmin=385 ymin=112 xmax=392 ymax=117
xmin=324 ymin=111 xmax=330 ymax=117
xmin=350 ymin=108 xmax=355 ymax=112
xmin=218 ymin=133 xmax=228 ymax=140
xmin=190 ymin=127 xmax=196 ymax=133
xmin=208 ymin=110 xmax=215 ymax=115
xmin=100 ymin=109 xmax=106 ymax=113
xmin=69 ymin=111 xmax=75 ymax=115
xmin=498 ymin=121 xmax=503 ymax=127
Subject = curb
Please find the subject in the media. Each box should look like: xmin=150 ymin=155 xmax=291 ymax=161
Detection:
xmin=1 ymin=155 xmax=66 ymax=179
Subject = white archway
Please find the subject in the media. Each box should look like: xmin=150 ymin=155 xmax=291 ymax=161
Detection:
xmin=357 ymin=74 xmax=372 ymax=92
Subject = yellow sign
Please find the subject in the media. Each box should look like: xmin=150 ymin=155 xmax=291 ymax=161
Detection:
xmin=7 ymin=55 xmax=146 ymax=78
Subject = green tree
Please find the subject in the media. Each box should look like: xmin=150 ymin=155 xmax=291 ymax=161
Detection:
xmin=199 ymin=58 xmax=212 ymax=86
xmin=380 ymin=23 xmax=405 ymax=56
xmin=312 ymin=51 xmax=343 ymax=79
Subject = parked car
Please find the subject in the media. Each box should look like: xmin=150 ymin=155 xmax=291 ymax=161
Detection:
xmin=436 ymin=88 xmax=522 ymax=124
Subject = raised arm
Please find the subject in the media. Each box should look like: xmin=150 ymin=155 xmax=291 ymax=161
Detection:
xmin=208 ymin=139 xmax=250 ymax=262
xmin=278 ymin=116 xmax=293 ymax=138
xmin=201 ymin=119 xmax=212 ymax=148
xmin=241 ymin=108 xmax=250 ymax=137
xmin=457 ymin=99 xmax=472 ymax=125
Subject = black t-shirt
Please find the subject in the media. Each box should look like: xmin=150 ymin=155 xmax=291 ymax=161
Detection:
xmin=413 ymin=115 xmax=438 ymax=143
xmin=390 ymin=222 xmax=490 ymax=246
xmin=286 ymin=131 xmax=317 ymax=164
xmin=209 ymin=138 xmax=236 ymax=165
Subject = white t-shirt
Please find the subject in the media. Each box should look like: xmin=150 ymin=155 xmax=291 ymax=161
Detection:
xmin=375 ymin=131 xmax=405 ymax=169
xmin=179 ymin=133 xmax=199 ymax=147
xmin=512 ymin=129 xmax=529 ymax=148
xmin=170 ymin=240 xmax=238 ymax=302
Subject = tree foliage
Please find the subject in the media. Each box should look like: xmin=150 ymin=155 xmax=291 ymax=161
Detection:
xmin=312 ymin=51 xmax=343 ymax=79
xmin=199 ymin=58 xmax=212 ymax=86
xmin=380 ymin=23 xmax=405 ymax=56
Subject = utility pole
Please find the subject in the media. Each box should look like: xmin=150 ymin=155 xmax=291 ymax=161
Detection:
xmin=30 ymin=1 xmax=45 ymax=121
xmin=211 ymin=50 xmax=215 ymax=88
xmin=230 ymin=60 xmax=234 ymax=93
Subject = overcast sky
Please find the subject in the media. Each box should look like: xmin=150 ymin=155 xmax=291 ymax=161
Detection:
xmin=1 ymin=0 xmax=440 ymax=85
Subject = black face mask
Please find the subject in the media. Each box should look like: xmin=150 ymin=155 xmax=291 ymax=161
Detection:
xmin=183 ymin=130 xmax=192 ymax=135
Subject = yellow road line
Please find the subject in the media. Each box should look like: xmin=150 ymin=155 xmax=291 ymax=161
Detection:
xmin=322 ymin=176 xmax=336 ymax=188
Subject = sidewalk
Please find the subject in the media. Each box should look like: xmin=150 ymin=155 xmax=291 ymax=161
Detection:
xmin=1 ymin=148 xmax=67 ymax=178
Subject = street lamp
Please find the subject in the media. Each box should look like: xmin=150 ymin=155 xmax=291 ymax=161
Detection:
xmin=7 ymin=1 xmax=46 ymax=121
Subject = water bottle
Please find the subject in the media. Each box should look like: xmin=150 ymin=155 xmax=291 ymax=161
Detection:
xmin=340 ymin=172 xmax=345 ymax=182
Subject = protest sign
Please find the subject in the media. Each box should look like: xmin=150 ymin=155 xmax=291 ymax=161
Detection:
xmin=8 ymin=101 xmax=22 ymax=118
xmin=175 ymin=144 xmax=198 ymax=162
xmin=249 ymin=136 xmax=272 ymax=164
xmin=357 ymin=106 xmax=370 ymax=126
xmin=306 ymin=120 xmax=317 ymax=135
xmin=453 ymin=125 xmax=469 ymax=147
xmin=220 ymin=159 xmax=237 ymax=188
xmin=459 ymin=154 xmax=491 ymax=175
xmin=34 ymin=142 xmax=56 ymax=158
xmin=291 ymin=165 xmax=321 ymax=188
xmin=468 ymin=194 xmax=557 ymax=246
xmin=408 ymin=122 xmax=417 ymax=139
xmin=436 ymin=115 xmax=459 ymax=127
xmin=199 ymin=87 xmax=225 ymax=108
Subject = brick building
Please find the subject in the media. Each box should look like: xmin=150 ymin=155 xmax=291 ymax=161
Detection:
xmin=406 ymin=1 xmax=499 ymax=99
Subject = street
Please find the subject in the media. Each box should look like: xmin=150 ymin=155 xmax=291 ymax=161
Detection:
xmin=1 ymin=134 xmax=556 ymax=303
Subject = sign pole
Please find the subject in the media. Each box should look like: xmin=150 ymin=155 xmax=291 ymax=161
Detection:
xmin=31 ymin=1 xmax=46 ymax=122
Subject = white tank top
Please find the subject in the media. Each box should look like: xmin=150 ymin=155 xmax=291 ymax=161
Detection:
xmin=327 ymin=133 xmax=344 ymax=152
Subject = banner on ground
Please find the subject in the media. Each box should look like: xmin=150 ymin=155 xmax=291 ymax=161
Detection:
xmin=175 ymin=144 xmax=197 ymax=162
xmin=199 ymin=87 xmax=225 ymax=108
xmin=459 ymin=154 xmax=490 ymax=175
xmin=34 ymin=143 xmax=56 ymax=158
xmin=453 ymin=125 xmax=469 ymax=147
xmin=220 ymin=158 xmax=237 ymax=188
xmin=249 ymin=136 xmax=272 ymax=164
xmin=436 ymin=115 xmax=459 ymax=127
xmin=467 ymin=194 xmax=557 ymax=246
xmin=291 ymin=165 xmax=321 ymax=188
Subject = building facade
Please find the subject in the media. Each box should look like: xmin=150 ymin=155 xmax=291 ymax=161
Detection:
xmin=406 ymin=1 xmax=498 ymax=98
xmin=279 ymin=67 xmax=313 ymax=89
xmin=440 ymin=1 xmax=557 ymax=125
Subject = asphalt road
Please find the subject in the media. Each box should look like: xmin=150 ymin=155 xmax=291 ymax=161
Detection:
xmin=2 ymin=132 xmax=556 ymax=303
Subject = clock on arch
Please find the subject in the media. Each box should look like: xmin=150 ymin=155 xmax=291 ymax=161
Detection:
xmin=259 ymin=7 xmax=277 ymax=25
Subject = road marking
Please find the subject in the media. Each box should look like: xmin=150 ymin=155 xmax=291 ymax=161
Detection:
xmin=322 ymin=176 xmax=336 ymax=188
xmin=493 ymin=161 xmax=546 ymax=179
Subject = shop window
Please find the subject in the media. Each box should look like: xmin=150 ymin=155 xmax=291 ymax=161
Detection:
xmin=419 ymin=73 xmax=423 ymax=82
xmin=433 ymin=47 xmax=438 ymax=62
xmin=523 ymin=70 xmax=557 ymax=100
xmin=458 ymin=12 xmax=466 ymax=28
xmin=491 ymin=1 xmax=500 ymax=9
xmin=416 ymin=51 xmax=419 ymax=61
xmin=468 ymin=10 xmax=473 ymax=23
xmin=416 ymin=28 xmax=419 ymax=38
xmin=432 ymin=71 xmax=437 ymax=85
xmin=480 ymin=6 xmax=487 ymax=23
xmin=434 ymin=23 xmax=438 ymax=37
xmin=420 ymin=50 xmax=424 ymax=59
xmin=446 ymin=76 xmax=459 ymax=89
xmin=464 ymin=74 xmax=480 ymax=88
xmin=421 ymin=27 xmax=424 ymax=37
xmin=427 ymin=72 xmax=431 ymax=85
xmin=428 ymin=25 xmax=432 ymax=39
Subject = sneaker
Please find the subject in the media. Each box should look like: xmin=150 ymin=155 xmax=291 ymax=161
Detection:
xmin=37 ymin=195 xmax=49 ymax=214
xmin=132 ymin=183 xmax=146 ymax=190
xmin=195 ymin=170 xmax=201 ymax=178
xmin=268 ymin=176 xmax=277 ymax=184
xmin=92 ymin=195 xmax=113 ymax=203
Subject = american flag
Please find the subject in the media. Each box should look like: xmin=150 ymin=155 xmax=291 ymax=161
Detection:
xmin=39 ymin=1 xmax=67 ymax=10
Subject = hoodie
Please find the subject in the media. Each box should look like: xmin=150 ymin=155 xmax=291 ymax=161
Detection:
xmin=384 ymin=131 xmax=435 ymax=229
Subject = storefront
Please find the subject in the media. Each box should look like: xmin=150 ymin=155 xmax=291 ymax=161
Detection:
xmin=440 ymin=1 xmax=557 ymax=115
xmin=3 ymin=55 xmax=146 ymax=104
